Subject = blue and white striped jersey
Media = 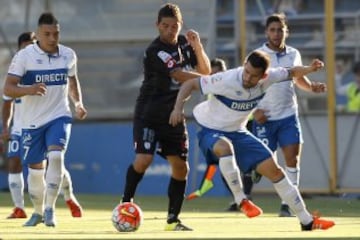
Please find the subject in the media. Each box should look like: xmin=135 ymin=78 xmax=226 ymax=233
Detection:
xmin=7 ymin=43 xmax=76 ymax=129
xmin=256 ymin=44 xmax=302 ymax=120
xmin=194 ymin=66 xmax=290 ymax=132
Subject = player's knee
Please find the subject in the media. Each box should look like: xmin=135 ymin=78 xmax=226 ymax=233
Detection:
xmin=8 ymin=157 xmax=22 ymax=173
xmin=285 ymin=157 xmax=298 ymax=167
xmin=213 ymin=139 xmax=233 ymax=157
xmin=269 ymin=168 xmax=285 ymax=182
xmin=133 ymin=155 xmax=153 ymax=172
xmin=171 ymin=160 xmax=189 ymax=179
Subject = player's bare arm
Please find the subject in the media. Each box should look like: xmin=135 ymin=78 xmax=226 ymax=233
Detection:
xmin=68 ymin=75 xmax=87 ymax=120
xmin=170 ymin=69 xmax=203 ymax=84
xmin=169 ymin=78 xmax=200 ymax=126
xmin=4 ymin=75 xmax=47 ymax=98
xmin=186 ymin=29 xmax=211 ymax=75
xmin=1 ymin=100 xmax=13 ymax=141
xmin=288 ymin=59 xmax=324 ymax=79
xmin=294 ymin=75 xmax=327 ymax=93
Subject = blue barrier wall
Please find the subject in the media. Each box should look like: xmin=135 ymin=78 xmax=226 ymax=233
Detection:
xmin=63 ymin=121 xmax=230 ymax=197
xmin=0 ymin=121 xmax=229 ymax=196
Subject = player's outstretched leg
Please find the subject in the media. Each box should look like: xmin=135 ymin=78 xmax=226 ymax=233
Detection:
xmin=273 ymin=176 xmax=334 ymax=231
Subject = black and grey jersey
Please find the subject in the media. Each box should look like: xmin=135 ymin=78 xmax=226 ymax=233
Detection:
xmin=134 ymin=35 xmax=197 ymax=123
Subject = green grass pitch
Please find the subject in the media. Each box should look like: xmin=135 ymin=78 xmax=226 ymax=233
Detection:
xmin=0 ymin=192 xmax=359 ymax=239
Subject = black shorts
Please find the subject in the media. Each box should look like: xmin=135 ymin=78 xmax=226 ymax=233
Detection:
xmin=133 ymin=118 xmax=188 ymax=161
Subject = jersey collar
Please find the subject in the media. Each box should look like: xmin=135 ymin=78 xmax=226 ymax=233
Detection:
xmin=262 ymin=42 xmax=288 ymax=54
xmin=33 ymin=42 xmax=61 ymax=58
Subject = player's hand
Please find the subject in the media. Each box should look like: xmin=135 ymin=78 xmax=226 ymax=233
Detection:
xmin=253 ymin=109 xmax=269 ymax=125
xmin=169 ymin=108 xmax=184 ymax=126
xmin=29 ymin=83 xmax=47 ymax=96
xmin=310 ymin=59 xmax=324 ymax=71
xmin=311 ymin=81 xmax=327 ymax=93
xmin=186 ymin=29 xmax=202 ymax=51
xmin=75 ymin=104 xmax=87 ymax=120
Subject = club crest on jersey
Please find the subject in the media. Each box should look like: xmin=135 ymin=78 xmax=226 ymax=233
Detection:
xmin=144 ymin=142 xmax=151 ymax=150
xmin=157 ymin=51 xmax=172 ymax=63
xmin=36 ymin=59 xmax=43 ymax=64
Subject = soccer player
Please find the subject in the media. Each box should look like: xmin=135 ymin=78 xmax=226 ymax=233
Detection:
xmin=121 ymin=3 xmax=211 ymax=231
xmin=2 ymin=32 xmax=36 ymax=219
xmin=2 ymin=32 xmax=83 ymax=220
xmin=187 ymin=58 xmax=254 ymax=211
xmin=3 ymin=12 xmax=87 ymax=227
xmin=169 ymin=50 xmax=335 ymax=231
xmin=252 ymin=14 xmax=325 ymax=217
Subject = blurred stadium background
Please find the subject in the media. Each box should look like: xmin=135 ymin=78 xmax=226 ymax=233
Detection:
xmin=0 ymin=0 xmax=359 ymax=197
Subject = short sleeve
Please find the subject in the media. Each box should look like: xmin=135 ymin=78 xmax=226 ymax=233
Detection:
xmin=199 ymin=71 xmax=231 ymax=95
xmin=267 ymin=67 xmax=290 ymax=83
xmin=67 ymin=50 xmax=77 ymax=77
xmin=8 ymin=51 xmax=26 ymax=77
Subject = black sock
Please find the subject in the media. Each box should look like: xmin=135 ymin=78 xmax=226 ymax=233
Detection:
xmin=243 ymin=172 xmax=253 ymax=197
xmin=167 ymin=177 xmax=186 ymax=224
xmin=122 ymin=164 xmax=144 ymax=202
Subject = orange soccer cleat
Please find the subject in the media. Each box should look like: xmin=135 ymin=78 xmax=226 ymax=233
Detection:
xmin=7 ymin=207 xmax=27 ymax=219
xmin=239 ymin=199 xmax=263 ymax=218
xmin=66 ymin=199 xmax=83 ymax=218
xmin=301 ymin=216 xmax=335 ymax=231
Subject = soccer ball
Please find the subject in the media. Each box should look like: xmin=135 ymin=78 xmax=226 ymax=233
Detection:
xmin=111 ymin=202 xmax=143 ymax=232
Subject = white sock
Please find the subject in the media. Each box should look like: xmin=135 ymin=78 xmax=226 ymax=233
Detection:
xmin=45 ymin=151 xmax=65 ymax=209
xmin=273 ymin=177 xmax=313 ymax=225
xmin=27 ymin=168 xmax=45 ymax=215
xmin=219 ymin=155 xmax=247 ymax=204
xmin=61 ymin=169 xmax=74 ymax=201
xmin=281 ymin=166 xmax=299 ymax=205
xmin=8 ymin=173 xmax=25 ymax=209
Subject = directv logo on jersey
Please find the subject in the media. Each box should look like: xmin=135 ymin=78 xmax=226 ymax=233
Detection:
xmin=215 ymin=93 xmax=265 ymax=111
xmin=35 ymin=73 xmax=67 ymax=83
xmin=230 ymin=100 xmax=260 ymax=111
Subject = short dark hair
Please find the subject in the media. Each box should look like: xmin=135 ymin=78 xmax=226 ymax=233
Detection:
xmin=265 ymin=13 xmax=288 ymax=30
xmin=157 ymin=3 xmax=182 ymax=23
xmin=245 ymin=50 xmax=270 ymax=73
xmin=17 ymin=31 xmax=35 ymax=49
xmin=210 ymin=58 xmax=227 ymax=72
xmin=353 ymin=61 xmax=360 ymax=74
xmin=38 ymin=12 xmax=58 ymax=26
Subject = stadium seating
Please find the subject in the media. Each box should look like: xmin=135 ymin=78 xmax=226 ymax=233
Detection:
xmin=1 ymin=0 xmax=359 ymax=116
xmin=214 ymin=0 xmax=360 ymax=112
